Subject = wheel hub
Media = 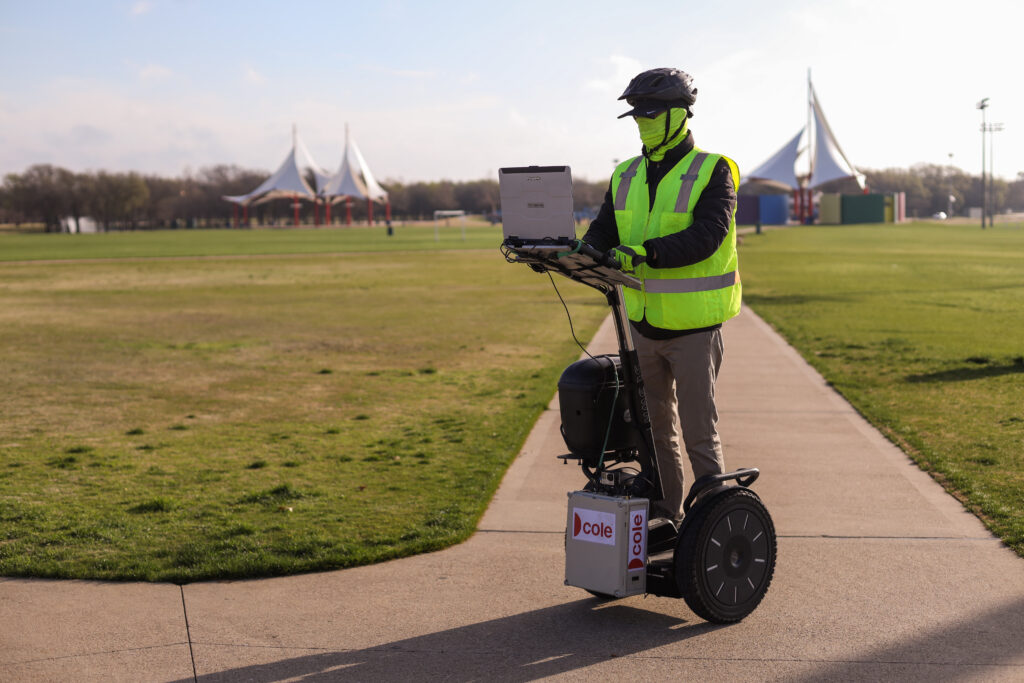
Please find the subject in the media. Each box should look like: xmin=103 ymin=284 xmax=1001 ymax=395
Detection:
xmin=703 ymin=509 xmax=769 ymax=605
xmin=723 ymin=536 xmax=752 ymax=577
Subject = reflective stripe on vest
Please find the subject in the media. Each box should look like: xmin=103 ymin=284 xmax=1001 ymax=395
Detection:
xmin=614 ymin=157 xmax=643 ymax=211
xmin=643 ymin=270 xmax=736 ymax=294
xmin=673 ymin=152 xmax=709 ymax=213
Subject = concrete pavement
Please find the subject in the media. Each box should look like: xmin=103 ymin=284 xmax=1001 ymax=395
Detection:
xmin=3 ymin=307 xmax=1023 ymax=682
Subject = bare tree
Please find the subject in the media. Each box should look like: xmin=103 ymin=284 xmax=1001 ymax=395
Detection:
xmin=3 ymin=165 xmax=70 ymax=231
xmin=87 ymin=171 xmax=149 ymax=230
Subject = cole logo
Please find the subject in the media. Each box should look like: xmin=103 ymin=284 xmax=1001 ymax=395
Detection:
xmin=571 ymin=508 xmax=616 ymax=546
xmin=627 ymin=508 xmax=647 ymax=571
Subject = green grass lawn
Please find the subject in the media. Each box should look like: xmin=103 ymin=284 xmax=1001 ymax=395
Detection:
xmin=5 ymin=221 xmax=1022 ymax=582
xmin=0 ymin=227 xmax=607 ymax=581
xmin=740 ymin=222 xmax=1024 ymax=556
xmin=0 ymin=222 xmax=501 ymax=261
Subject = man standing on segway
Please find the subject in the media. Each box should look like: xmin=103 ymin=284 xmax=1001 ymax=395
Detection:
xmin=582 ymin=67 xmax=741 ymax=523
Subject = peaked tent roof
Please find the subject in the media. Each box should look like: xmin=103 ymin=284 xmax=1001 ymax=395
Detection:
xmin=808 ymin=88 xmax=863 ymax=188
xmin=224 ymin=126 xmax=328 ymax=206
xmin=745 ymin=76 xmax=865 ymax=191
xmin=295 ymin=133 xmax=332 ymax=194
xmin=746 ymin=129 xmax=803 ymax=191
xmin=322 ymin=125 xmax=389 ymax=204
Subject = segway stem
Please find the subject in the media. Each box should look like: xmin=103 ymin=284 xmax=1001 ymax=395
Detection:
xmin=604 ymin=286 xmax=664 ymax=502
xmin=502 ymin=238 xmax=664 ymax=502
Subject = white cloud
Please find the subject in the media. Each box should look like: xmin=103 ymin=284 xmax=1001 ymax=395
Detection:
xmin=243 ymin=65 xmax=266 ymax=85
xmin=363 ymin=64 xmax=435 ymax=80
xmin=787 ymin=5 xmax=830 ymax=34
xmin=584 ymin=54 xmax=644 ymax=96
xmin=506 ymin=109 xmax=528 ymax=128
xmin=7 ymin=0 xmax=1024 ymax=185
xmin=0 ymin=77 xmax=269 ymax=176
xmin=137 ymin=63 xmax=173 ymax=82
xmin=130 ymin=1 xmax=154 ymax=16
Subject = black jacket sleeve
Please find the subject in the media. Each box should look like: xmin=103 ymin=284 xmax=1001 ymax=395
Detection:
xmin=580 ymin=181 xmax=619 ymax=253
xmin=581 ymin=157 xmax=735 ymax=266
xmin=644 ymin=157 xmax=735 ymax=269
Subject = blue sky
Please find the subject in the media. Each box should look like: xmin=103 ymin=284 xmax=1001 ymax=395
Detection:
xmin=1 ymin=0 xmax=1022 ymax=183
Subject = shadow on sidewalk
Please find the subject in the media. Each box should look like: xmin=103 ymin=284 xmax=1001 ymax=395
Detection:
xmin=176 ymin=598 xmax=726 ymax=682
xmin=784 ymin=595 xmax=1024 ymax=681
xmin=175 ymin=594 xmax=1024 ymax=681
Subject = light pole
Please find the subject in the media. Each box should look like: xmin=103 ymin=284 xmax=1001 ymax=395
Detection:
xmin=984 ymin=122 xmax=1004 ymax=227
xmin=948 ymin=153 xmax=955 ymax=218
xmin=977 ymin=98 xmax=989 ymax=230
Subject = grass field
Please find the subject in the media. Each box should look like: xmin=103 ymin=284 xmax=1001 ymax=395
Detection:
xmin=0 ymin=225 xmax=607 ymax=581
xmin=0 ymin=222 xmax=500 ymax=261
xmin=3 ymin=221 xmax=1022 ymax=582
xmin=739 ymin=223 xmax=1024 ymax=556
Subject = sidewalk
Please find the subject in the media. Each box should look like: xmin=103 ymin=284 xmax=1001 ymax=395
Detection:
xmin=3 ymin=307 xmax=1023 ymax=682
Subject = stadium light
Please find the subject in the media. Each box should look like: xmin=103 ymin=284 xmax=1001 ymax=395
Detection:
xmin=977 ymin=98 xmax=989 ymax=230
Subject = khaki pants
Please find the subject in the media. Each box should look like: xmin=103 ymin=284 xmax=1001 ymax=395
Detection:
xmin=634 ymin=328 xmax=725 ymax=520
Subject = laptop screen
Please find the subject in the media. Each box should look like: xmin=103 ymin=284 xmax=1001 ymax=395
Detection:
xmin=498 ymin=166 xmax=575 ymax=245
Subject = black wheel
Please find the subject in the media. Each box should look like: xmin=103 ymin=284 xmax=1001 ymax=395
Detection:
xmin=675 ymin=488 xmax=776 ymax=623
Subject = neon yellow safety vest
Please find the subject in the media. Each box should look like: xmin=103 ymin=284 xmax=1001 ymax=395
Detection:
xmin=611 ymin=147 xmax=741 ymax=331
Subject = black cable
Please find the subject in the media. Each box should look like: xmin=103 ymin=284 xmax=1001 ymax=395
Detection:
xmin=548 ymin=271 xmax=627 ymax=474
xmin=547 ymin=271 xmax=596 ymax=362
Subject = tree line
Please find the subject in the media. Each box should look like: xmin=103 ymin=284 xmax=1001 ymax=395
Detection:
xmin=0 ymin=164 xmax=608 ymax=232
xmin=2 ymin=161 xmax=1022 ymax=231
xmin=856 ymin=164 xmax=1024 ymax=219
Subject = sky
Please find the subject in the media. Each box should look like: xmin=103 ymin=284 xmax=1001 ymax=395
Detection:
xmin=2 ymin=0 xmax=1023 ymax=185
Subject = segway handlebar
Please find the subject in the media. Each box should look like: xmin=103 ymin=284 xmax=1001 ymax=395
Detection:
xmin=500 ymin=239 xmax=639 ymax=293
xmin=682 ymin=467 xmax=760 ymax=514
xmin=576 ymin=241 xmax=619 ymax=269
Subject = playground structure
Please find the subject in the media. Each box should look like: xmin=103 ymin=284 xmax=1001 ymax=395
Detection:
xmin=223 ymin=125 xmax=389 ymax=227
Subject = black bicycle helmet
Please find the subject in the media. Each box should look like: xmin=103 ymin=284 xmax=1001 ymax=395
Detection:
xmin=617 ymin=67 xmax=698 ymax=119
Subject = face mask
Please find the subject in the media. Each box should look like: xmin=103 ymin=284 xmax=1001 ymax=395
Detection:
xmin=635 ymin=108 xmax=689 ymax=160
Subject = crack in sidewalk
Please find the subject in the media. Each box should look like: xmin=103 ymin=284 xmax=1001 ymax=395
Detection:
xmin=180 ymin=586 xmax=198 ymax=682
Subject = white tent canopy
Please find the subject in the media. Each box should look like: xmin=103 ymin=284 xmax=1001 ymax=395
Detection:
xmin=322 ymin=125 xmax=389 ymax=204
xmin=745 ymin=129 xmax=803 ymax=191
xmin=745 ymin=76 xmax=865 ymax=191
xmin=223 ymin=126 xmax=329 ymax=206
xmin=809 ymin=89 xmax=864 ymax=188
xmin=295 ymin=133 xmax=332 ymax=195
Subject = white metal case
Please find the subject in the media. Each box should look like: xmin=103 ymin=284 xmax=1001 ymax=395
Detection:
xmin=565 ymin=491 xmax=648 ymax=598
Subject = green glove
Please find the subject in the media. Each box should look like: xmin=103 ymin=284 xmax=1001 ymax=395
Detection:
xmin=607 ymin=244 xmax=647 ymax=273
